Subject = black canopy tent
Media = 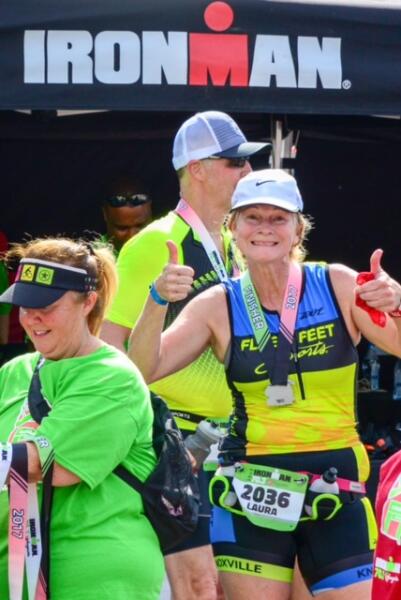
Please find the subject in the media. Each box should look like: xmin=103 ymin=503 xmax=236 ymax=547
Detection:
xmin=0 ymin=0 xmax=400 ymax=278
xmin=1 ymin=0 xmax=401 ymax=114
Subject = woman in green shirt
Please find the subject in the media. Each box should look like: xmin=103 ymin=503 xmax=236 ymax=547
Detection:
xmin=0 ymin=237 xmax=164 ymax=600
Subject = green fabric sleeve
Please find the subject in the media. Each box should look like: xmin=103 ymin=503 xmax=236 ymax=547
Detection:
xmin=106 ymin=229 xmax=171 ymax=329
xmin=38 ymin=354 xmax=149 ymax=489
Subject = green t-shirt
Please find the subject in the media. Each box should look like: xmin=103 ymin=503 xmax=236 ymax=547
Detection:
xmin=107 ymin=210 xmax=238 ymax=431
xmin=0 ymin=346 xmax=164 ymax=600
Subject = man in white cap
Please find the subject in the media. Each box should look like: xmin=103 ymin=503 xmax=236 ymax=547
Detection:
xmin=100 ymin=111 xmax=268 ymax=600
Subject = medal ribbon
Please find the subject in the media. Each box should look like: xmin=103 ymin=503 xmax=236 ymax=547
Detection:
xmin=8 ymin=443 xmax=28 ymax=600
xmin=2 ymin=435 xmax=54 ymax=600
xmin=175 ymin=199 xmax=233 ymax=282
xmin=4 ymin=354 xmax=55 ymax=600
xmin=26 ymin=359 xmax=55 ymax=600
xmin=23 ymin=434 xmax=54 ymax=600
xmin=240 ymin=262 xmax=302 ymax=385
xmin=26 ymin=483 xmax=44 ymax=600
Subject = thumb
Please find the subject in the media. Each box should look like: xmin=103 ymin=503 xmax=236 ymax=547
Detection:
xmin=370 ymin=248 xmax=383 ymax=276
xmin=166 ymin=240 xmax=179 ymax=265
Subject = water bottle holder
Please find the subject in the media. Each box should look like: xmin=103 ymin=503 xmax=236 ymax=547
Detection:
xmin=301 ymin=492 xmax=342 ymax=522
xmin=209 ymin=474 xmax=243 ymax=516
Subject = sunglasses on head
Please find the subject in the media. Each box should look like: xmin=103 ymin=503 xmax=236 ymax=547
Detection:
xmin=106 ymin=194 xmax=151 ymax=207
xmin=206 ymin=156 xmax=250 ymax=169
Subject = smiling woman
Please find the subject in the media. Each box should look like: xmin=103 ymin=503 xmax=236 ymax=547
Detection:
xmin=228 ymin=204 xmax=312 ymax=266
xmin=18 ymin=287 xmax=99 ymax=361
xmin=0 ymin=238 xmax=164 ymax=600
xmin=129 ymin=168 xmax=401 ymax=600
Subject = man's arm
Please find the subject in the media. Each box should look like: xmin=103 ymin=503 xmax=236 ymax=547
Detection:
xmin=100 ymin=227 xmax=172 ymax=352
xmin=129 ymin=240 xmax=229 ymax=382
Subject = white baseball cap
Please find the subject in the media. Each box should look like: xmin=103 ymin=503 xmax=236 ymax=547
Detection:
xmin=231 ymin=169 xmax=304 ymax=213
xmin=172 ymin=111 xmax=269 ymax=170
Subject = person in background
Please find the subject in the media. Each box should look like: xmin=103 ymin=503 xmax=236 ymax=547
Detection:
xmin=101 ymin=111 xmax=269 ymax=600
xmin=0 ymin=230 xmax=29 ymax=365
xmin=100 ymin=176 xmax=153 ymax=256
xmin=0 ymin=263 xmax=8 ymax=346
xmin=0 ymin=231 xmax=10 ymax=347
xmin=129 ymin=168 xmax=401 ymax=600
xmin=372 ymin=449 xmax=401 ymax=599
xmin=0 ymin=237 xmax=164 ymax=600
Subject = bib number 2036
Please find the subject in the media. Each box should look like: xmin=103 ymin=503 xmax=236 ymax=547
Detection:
xmin=240 ymin=484 xmax=290 ymax=508
xmin=232 ymin=464 xmax=308 ymax=532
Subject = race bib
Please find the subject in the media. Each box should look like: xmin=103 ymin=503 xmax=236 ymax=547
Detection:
xmin=233 ymin=463 xmax=308 ymax=531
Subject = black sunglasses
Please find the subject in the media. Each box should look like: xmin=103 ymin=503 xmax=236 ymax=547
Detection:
xmin=106 ymin=194 xmax=151 ymax=207
xmin=206 ymin=156 xmax=250 ymax=169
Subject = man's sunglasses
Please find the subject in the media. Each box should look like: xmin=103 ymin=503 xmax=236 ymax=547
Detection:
xmin=206 ymin=156 xmax=250 ymax=169
xmin=106 ymin=194 xmax=151 ymax=207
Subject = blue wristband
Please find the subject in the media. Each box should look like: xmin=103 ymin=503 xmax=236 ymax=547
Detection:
xmin=149 ymin=283 xmax=168 ymax=306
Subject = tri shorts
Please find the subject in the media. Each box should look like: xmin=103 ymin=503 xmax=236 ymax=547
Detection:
xmin=210 ymin=447 xmax=377 ymax=595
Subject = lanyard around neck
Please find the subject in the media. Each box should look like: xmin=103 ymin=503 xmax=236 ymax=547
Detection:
xmin=175 ymin=199 xmax=229 ymax=283
xmin=240 ymin=262 xmax=303 ymax=385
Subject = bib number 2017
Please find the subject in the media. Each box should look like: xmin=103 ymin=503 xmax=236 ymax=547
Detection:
xmin=240 ymin=484 xmax=290 ymax=508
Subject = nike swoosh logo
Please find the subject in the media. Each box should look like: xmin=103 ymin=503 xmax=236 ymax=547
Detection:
xmin=255 ymin=179 xmax=274 ymax=187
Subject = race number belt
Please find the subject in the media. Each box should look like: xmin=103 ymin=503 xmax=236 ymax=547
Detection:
xmin=210 ymin=463 xmax=308 ymax=532
xmin=210 ymin=463 xmax=366 ymax=531
xmin=233 ymin=463 xmax=308 ymax=531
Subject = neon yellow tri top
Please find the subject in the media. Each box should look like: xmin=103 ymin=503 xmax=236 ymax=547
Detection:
xmin=222 ymin=263 xmax=368 ymax=480
xmin=107 ymin=210 xmax=238 ymax=431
